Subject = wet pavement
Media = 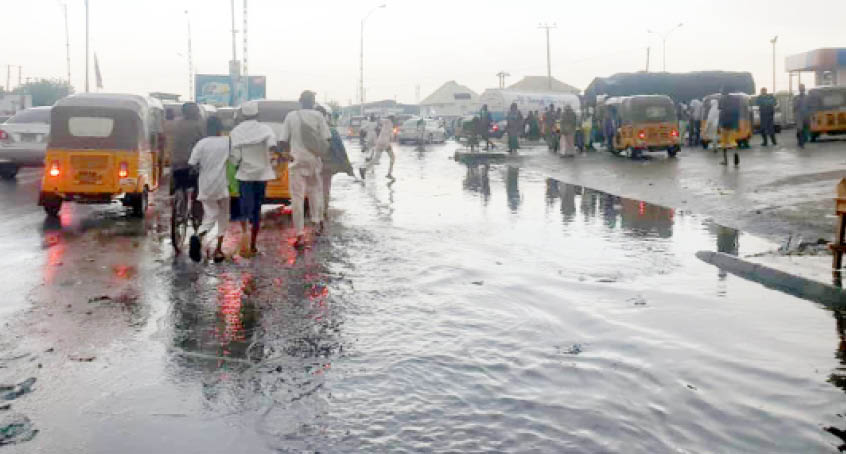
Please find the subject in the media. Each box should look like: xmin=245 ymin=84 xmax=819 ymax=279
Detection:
xmin=2 ymin=141 xmax=846 ymax=452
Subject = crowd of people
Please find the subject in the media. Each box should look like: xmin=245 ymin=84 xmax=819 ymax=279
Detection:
xmin=174 ymin=90 xmax=356 ymax=263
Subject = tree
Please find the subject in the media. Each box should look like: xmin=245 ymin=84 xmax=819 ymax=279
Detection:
xmin=12 ymin=79 xmax=74 ymax=106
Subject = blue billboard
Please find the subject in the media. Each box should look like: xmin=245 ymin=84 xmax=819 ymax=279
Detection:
xmin=195 ymin=74 xmax=267 ymax=107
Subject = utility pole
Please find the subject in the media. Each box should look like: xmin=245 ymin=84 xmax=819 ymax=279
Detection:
xmin=538 ymin=23 xmax=556 ymax=90
xmin=18 ymin=66 xmax=21 ymax=87
xmin=5 ymin=65 xmax=9 ymax=92
xmin=186 ymin=10 xmax=193 ymax=101
xmin=496 ymin=71 xmax=510 ymax=89
xmin=771 ymin=36 xmax=778 ymax=91
xmin=645 ymin=46 xmax=650 ymax=72
xmin=648 ymin=23 xmax=683 ymax=72
xmin=243 ymin=0 xmax=248 ymax=100
xmin=85 ymin=0 xmax=89 ymax=92
xmin=62 ymin=2 xmax=71 ymax=86
xmin=230 ymin=0 xmax=237 ymax=63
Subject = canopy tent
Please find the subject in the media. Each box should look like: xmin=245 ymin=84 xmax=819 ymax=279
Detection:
xmin=584 ymin=71 xmax=755 ymax=105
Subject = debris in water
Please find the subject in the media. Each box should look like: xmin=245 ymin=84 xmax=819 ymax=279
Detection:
xmin=88 ymin=295 xmax=112 ymax=304
xmin=628 ymin=295 xmax=648 ymax=306
xmin=0 ymin=404 xmax=9 ymax=411
xmin=471 ymin=281 xmax=484 ymax=286
xmin=558 ymin=344 xmax=583 ymax=355
xmin=2 ymin=378 xmax=36 ymax=401
xmin=69 ymin=355 xmax=96 ymax=362
xmin=0 ymin=411 xmax=38 ymax=445
xmin=686 ymin=384 xmax=698 ymax=391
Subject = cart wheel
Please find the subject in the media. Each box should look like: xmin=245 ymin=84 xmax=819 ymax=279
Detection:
xmin=668 ymin=147 xmax=679 ymax=158
xmin=43 ymin=196 xmax=62 ymax=217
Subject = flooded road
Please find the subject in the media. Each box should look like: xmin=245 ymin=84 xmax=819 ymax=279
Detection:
xmin=2 ymin=143 xmax=846 ymax=452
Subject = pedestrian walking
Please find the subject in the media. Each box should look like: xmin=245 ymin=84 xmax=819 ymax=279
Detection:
xmin=366 ymin=116 xmax=396 ymax=178
xmin=544 ymin=104 xmax=556 ymax=150
xmin=603 ymin=109 xmax=616 ymax=151
xmin=703 ymin=99 xmax=720 ymax=151
xmin=278 ymin=90 xmax=332 ymax=249
xmin=794 ymin=84 xmax=810 ymax=149
xmin=479 ymin=104 xmax=493 ymax=151
xmin=229 ymin=100 xmax=277 ymax=256
xmin=359 ymin=115 xmax=378 ymax=178
xmin=188 ymin=116 xmax=230 ymax=263
xmin=560 ymin=105 xmax=578 ymax=156
xmin=527 ymin=111 xmax=540 ymax=141
xmin=506 ymin=103 xmax=523 ymax=154
xmin=756 ymin=87 xmax=778 ymax=146
xmin=316 ymin=106 xmax=354 ymax=215
xmin=689 ymin=99 xmax=703 ymax=146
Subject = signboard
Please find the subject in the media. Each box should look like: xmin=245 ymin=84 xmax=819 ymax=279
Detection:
xmin=195 ymin=74 xmax=267 ymax=107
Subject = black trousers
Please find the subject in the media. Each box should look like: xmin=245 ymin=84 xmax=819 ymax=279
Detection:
xmin=760 ymin=117 xmax=776 ymax=145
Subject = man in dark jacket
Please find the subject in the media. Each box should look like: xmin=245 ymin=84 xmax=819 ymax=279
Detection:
xmin=756 ymin=87 xmax=778 ymax=146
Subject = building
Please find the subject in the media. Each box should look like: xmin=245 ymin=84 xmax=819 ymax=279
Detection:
xmin=342 ymin=99 xmax=419 ymax=118
xmin=506 ymin=76 xmax=580 ymax=94
xmin=786 ymin=48 xmax=846 ymax=88
xmin=419 ymin=81 xmax=479 ymax=117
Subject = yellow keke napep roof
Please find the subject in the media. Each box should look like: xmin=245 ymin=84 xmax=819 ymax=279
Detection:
xmin=50 ymin=94 xmax=155 ymax=150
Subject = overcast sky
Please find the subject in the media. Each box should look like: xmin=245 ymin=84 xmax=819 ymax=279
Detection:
xmin=3 ymin=0 xmax=845 ymax=104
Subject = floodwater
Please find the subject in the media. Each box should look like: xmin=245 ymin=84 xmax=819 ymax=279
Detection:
xmin=2 ymin=142 xmax=846 ymax=453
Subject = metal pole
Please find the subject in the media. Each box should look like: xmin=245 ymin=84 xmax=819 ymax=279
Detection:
xmin=771 ymin=36 xmax=778 ymax=92
xmin=231 ymin=0 xmax=237 ymax=63
xmin=18 ymin=66 xmax=21 ymax=87
xmin=539 ymin=23 xmax=556 ymax=89
xmin=186 ymin=11 xmax=193 ymax=101
xmin=360 ymin=18 xmax=364 ymax=115
xmin=646 ymin=46 xmax=650 ymax=72
xmin=5 ymin=65 xmax=9 ymax=92
xmin=243 ymin=0 xmax=248 ymax=80
xmin=85 ymin=0 xmax=89 ymax=92
xmin=63 ymin=3 xmax=71 ymax=86
xmin=662 ymin=37 xmax=667 ymax=72
xmin=546 ymin=27 xmax=551 ymax=89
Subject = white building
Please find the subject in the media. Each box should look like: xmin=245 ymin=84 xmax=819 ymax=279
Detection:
xmin=0 ymin=94 xmax=32 ymax=116
xmin=419 ymin=81 xmax=479 ymax=117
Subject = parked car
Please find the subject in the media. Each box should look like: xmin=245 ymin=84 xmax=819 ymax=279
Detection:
xmin=0 ymin=106 xmax=51 ymax=179
xmin=397 ymin=118 xmax=446 ymax=144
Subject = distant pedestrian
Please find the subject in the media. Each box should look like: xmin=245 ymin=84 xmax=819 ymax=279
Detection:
xmin=367 ymin=116 xmax=396 ymax=178
xmin=359 ymin=115 xmax=378 ymax=178
xmin=479 ymin=104 xmax=493 ymax=151
xmin=527 ymin=111 xmax=540 ymax=141
xmin=704 ymin=99 xmax=720 ymax=150
xmin=756 ymin=87 xmax=778 ymax=147
xmin=794 ymin=84 xmax=810 ymax=149
xmin=188 ymin=116 xmax=230 ymax=263
xmin=603 ymin=109 xmax=616 ymax=151
xmin=278 ymin=90 xmax=331 ymax=249
xmin=560 ymin=105 xmax=578 ymax=156
xmin=229 ymin=100 xmax=277 ymax=256
xmin=506 ymin=103 xmax=523 ymax=153
xmin=689 ymin=99 xmax=703 ymax=145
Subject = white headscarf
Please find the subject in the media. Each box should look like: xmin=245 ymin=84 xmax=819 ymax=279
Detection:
xmin=704 ymin=99 xmax=720 ymax=141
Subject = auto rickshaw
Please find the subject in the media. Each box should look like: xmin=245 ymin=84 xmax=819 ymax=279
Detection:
xmin=609 ymin=95 xmax=681 ymax=158
xmin=700 ymin=93 xmax=753 ymax=149
xmin=40 ymin=93 xmax=163 ymax=217
xmin=250 ymin=100 xmax=299 ymax=205
xmin=808 ymin=86 xmax=846 ymax=141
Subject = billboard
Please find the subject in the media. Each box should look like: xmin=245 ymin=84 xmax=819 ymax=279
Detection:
xmin=195 ymin=74 xmax=267 ymax=107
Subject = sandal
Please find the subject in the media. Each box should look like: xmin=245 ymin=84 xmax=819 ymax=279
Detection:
xmin=213 ymin=250 xmax=225 ymax=263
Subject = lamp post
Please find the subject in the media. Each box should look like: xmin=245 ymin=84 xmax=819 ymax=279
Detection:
xmin=360 ymin=4 xmax=386 ymax=116
xmin=770 ymin=35 xmax=778 ymax=92
xmin=648 ymin=23 xmax=683 ymax=72
xmin=84 ymin=0 xmax=89 ymax=92
xmin=538 ymin=23 xmax=557 ymax=89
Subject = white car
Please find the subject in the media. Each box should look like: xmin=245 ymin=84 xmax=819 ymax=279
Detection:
xmin=397 ymin=118 xmax=446 ymax=144
xmin=0 ymin=106 xmax=51 ymax=179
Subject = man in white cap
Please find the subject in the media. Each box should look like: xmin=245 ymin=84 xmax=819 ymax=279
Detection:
xmin=229 ymin=100 xmax=277 ymax=256
xmin=278 ymin=90 xmax=331 ymax=248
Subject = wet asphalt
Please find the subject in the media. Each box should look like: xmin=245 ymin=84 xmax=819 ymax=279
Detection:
xmin=2 ymin=140 xmax=846 ymax=452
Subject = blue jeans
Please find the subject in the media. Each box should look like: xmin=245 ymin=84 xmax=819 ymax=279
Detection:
xmin=238 ymin=181 xmax=266 ymax=226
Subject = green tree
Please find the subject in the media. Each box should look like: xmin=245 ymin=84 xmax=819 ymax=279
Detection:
xmin=12 ymin=78 xmax=74 ymax=106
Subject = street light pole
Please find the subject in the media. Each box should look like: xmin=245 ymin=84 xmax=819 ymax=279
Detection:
xmin=360 ymin=4 xmax=386 ymax=116
xmin=771 ymin=35 xmax=778 ymax=92
xmin=539 ymin=23 xmax=556 ymax=90
xmin=186 ymin=10 xmax=193 ymax=101
xmin=84 ymin=0 xmax=89 ymax=92
xmin=648 ymin=23 xmax=683 ymax=72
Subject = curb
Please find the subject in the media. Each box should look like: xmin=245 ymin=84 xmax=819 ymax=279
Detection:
xmin=695 ymin=251 xmax=846 ymax=309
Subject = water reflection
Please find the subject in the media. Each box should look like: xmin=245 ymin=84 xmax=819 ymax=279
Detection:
xmin=828 ymin=310 xmax=846 ymax=450
xmin=505 ymin=166 xmax=521 ymax=212
xmin=462 ymin=164 xmax=490 ymax=204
